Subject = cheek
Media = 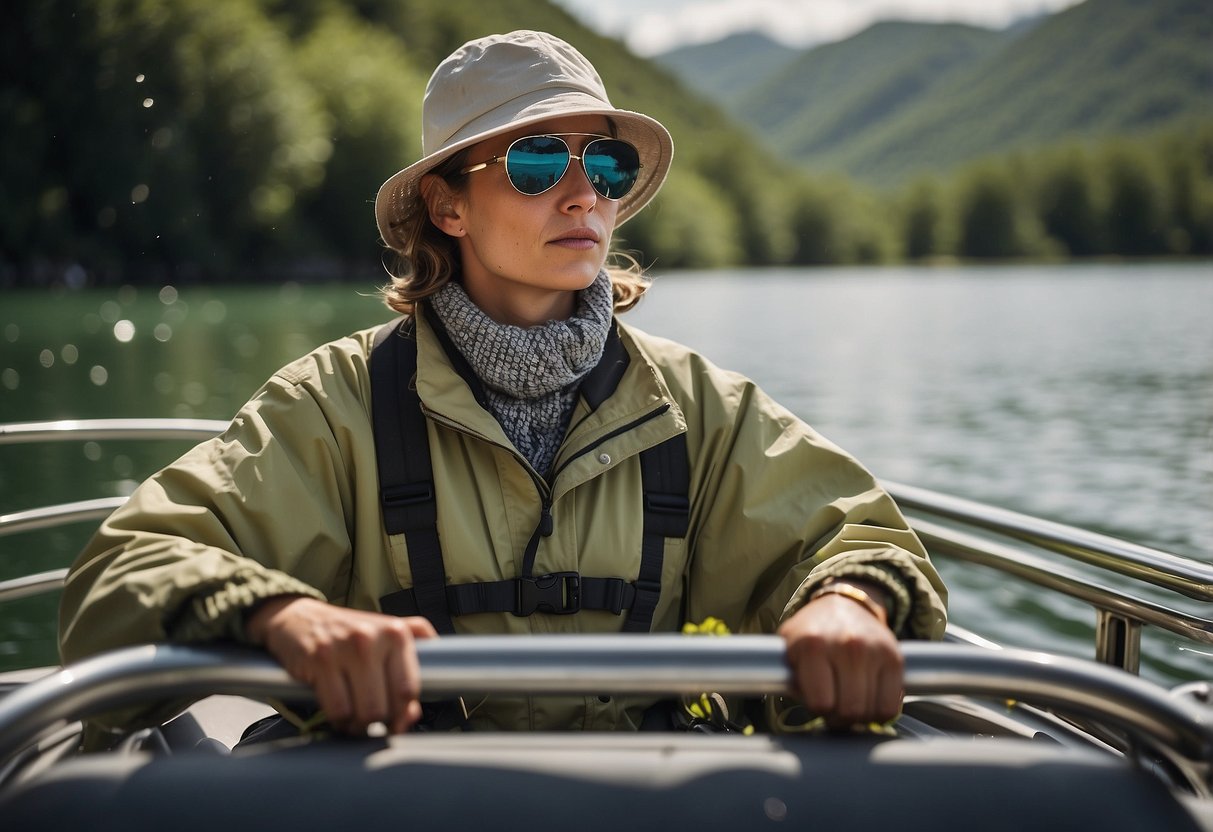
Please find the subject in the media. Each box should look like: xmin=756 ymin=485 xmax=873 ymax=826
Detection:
xmin=600 ymin=202 xmax=620 ymax=236
xmin=483 ymin=200 xmax=544 ymax=246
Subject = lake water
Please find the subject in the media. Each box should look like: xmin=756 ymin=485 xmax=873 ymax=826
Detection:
xmin=2 ymin=262 xmax=1210 ymax=679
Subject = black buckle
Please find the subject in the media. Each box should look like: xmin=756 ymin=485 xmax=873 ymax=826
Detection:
xmin=643 ymin=493 xmax=689 ymax=515
xmin=633 ymin=577 xmax=661 ymax=598
xmin=382 ymin=482 xmax=434 ymax=506
xmin=514 ymin=572 xmax=581 ymax=616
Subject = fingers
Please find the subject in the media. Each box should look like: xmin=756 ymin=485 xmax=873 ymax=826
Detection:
xmin=779 ymin=597 xmax=905 ymax=727
xmin=385 ymin=622 xmax=427 ymax=734
xmin=406 ymin=616 xmax=439 ymax=639
xmin=255 ymin=599 xmax=435 ymax=736
xmin=830 ymin=639 xmax=873 ymax=725
xmin=874 ymin=655 xmax=906 ymax=723
xmin=788 ymin=637 xmax=837 ymax=717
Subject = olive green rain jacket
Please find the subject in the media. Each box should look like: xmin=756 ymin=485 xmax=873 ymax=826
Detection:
xmin=59 ymin=307 xmax=948 ymax=731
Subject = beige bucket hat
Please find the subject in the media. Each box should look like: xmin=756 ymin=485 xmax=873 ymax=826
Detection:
xmin=375 ymin=30 xmax=674 ymax=246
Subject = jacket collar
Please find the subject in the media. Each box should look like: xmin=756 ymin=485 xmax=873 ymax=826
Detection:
xmin=412 ymin=300 xmax=685 ymax=479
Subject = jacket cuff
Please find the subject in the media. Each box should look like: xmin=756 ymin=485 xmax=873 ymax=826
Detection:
xmin=782 ymin=550 xmax=942 ymax=639
xmin=166 ymin=569 xmax=326 ymax=644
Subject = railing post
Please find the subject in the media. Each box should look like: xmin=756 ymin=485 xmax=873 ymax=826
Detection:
xmin=1095 ymin=610 xmax=1141 ymax=674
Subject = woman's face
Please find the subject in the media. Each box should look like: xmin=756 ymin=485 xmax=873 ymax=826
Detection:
xmin=438 ymin=115 xmax=620 ymax=325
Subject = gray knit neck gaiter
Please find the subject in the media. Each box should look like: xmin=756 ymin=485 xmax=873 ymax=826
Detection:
xmin=429 ymin=270 xmax=613 ymax=475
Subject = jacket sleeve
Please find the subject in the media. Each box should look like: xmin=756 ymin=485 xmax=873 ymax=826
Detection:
xmin=674 ymin=352 xmax=947 ymax=640
xmin=58 ymin=356 xmax=364 ymax=667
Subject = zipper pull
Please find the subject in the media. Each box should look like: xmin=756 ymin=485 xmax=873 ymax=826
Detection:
xmin=539 ymin=503 xmax=554 ymax=537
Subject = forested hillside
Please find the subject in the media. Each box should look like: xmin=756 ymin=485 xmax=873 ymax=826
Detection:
xmin=2 ymin=0 xmax=1210 ymax=286
xmin=738 ymin=22 xmax=1008 ymax=175
xmin=2 ymin=0 xmax=813 ymax=283
xmin=660 ymin=0 xmax=1212 ymax=185
xmin=655 ymin=32 xmax=799 ymax=105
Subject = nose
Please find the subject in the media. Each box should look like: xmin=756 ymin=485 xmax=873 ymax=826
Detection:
xmin=555 ymin=152 xmax=598 ymax=213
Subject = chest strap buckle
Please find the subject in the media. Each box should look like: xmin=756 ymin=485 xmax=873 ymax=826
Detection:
xmin=515 ymin=572 xmax=581 ymax=616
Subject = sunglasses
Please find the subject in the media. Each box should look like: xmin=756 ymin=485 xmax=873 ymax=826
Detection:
xmin=459 ymin=133 xmax=641 ymax=200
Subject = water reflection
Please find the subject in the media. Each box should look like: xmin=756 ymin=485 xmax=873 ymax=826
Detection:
xmin=113 ymin=320 xmax=135 ymax=342
xmin=201 ymin=299 xmax=227 ymax=324
xmin=1 ymin=268 xmax=1208 ymax=677
xmin=99 ymin=301 xmax=121 ymax=323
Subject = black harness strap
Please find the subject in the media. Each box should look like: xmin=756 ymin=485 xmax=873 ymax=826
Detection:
xmin=381 ymin=574 xmax=637 ymax=618
xmin=372 ymin=313 xmax=690 ymax=633
xmin=625 ymin=432 xmax=690 ymax=632
xmin=371 ymin=318 xmax=456 ymax=635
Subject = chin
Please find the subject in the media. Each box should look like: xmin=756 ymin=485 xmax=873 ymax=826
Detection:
xmin=542 ymin=268 xmax=601 ymax=292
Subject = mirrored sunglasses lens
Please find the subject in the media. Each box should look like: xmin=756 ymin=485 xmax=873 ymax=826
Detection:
xmin=582 ymin=139 xmax=640 ymax=199
xmin=505 ymin=137 xmax=571 ymax=195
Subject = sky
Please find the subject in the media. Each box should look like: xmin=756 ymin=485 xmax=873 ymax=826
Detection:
xmin=549 ymin=0 xmax=1085 ymax=55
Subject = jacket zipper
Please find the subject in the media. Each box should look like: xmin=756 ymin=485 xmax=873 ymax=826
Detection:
xmin=522 ymin=403 xmax=672 ymax=577
xmin=425 ymin=402 xmax=674 ymax=578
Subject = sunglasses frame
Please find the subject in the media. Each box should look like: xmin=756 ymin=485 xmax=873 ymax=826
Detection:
xmin=459 ymin=133 xmax=642 ymax=200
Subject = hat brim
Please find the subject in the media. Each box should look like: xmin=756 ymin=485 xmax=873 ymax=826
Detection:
xmin=375 ymin=90 xmax=672 ymax=247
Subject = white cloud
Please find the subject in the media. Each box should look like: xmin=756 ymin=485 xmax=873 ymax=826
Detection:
xmin=551 ymin=0 xmax=1084 ymax=54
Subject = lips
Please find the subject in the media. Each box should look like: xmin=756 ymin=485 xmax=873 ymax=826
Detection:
xmin=551 ymin=227 xmax=600 ymax=245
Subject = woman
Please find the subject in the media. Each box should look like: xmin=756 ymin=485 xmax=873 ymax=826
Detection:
xmin=59 ymin=30 xmax=947 ymax=738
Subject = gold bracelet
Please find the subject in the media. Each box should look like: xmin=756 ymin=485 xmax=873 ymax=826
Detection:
xmin=809 ymin=583 xmax=888 ymax=624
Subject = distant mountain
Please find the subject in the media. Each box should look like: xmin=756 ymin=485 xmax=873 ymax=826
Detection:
xmin=652 ymin=31 xmax=799 ymax=106
xmin=655 ymin=0 xmax=1213 ymax=183
xmin=738 ymin=21 xmax=1008 ymax=170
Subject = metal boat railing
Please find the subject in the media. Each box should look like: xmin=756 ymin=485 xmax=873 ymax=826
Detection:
xmin=1 ymin=639 xmax=1210 ymax=768
xmin=2 ymin=419 xmax=1211 ymax=675
xmin=885 ymin=480 xmax=1213 ymax=673
xmin=0 ymin=419 xmax=230 ymax=603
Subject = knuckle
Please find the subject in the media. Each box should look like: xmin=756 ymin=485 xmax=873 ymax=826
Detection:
xmin=349 ymin=625 xmax=375 ymax=649
xmin=838 ymin=634 xmax=868 ymax=659
xmin=311 ymin=640 xmax=338 ymax=664
xmin=383 ymin=621 xmax=413 ymax=648
xmin=788 ymin=631 xmax=828 ymax=658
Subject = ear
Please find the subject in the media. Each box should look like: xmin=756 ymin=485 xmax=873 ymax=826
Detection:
xmin=420 ymin=174 xmax=466 ymax=238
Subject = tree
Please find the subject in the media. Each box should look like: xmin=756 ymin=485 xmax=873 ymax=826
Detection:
xmin=3 ymin=0 xmax=332 ymax=282
xmin=1101 ymin=142 xmax=1167 ymax=256
xmin=900 ymin=177 xmax=947 ymax=260
xmin=620 ymin=169 xmax=743 ymax=269
xmin=1035 ymin=146 xmax=1105 ymax=257
xmin=954 ymin=162 xmax=1052 ymax=259
xmin=293 ymin=8 xmax=426 ymax=262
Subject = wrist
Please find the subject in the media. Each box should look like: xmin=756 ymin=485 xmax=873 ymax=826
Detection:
xmin=809 ymin=580 xmax=890 ymax=626
xmin=245 ymin=594 xmax=307 ymax=644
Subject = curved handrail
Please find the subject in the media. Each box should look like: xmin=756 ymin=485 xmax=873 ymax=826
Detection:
xmin=0 ymin=569 xmax=69 ymax=603
xmin=0 ymin=498 xmax=128 ymax=539
xmin=0 ymin=418 xmax=229 ymax=445
xmin=0 ymin=418 xmax=226 ymax=544
xmin=885 ymin=480 xmax=1213 ymax=601
xmin=0 ymin=638 xmax=1208 ymax=767
xmin=912 ymin=518 xmax=1213 ymax=645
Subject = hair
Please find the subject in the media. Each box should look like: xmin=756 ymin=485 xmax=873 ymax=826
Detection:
xmin=379 ymin=136 xmax=651 ymax=317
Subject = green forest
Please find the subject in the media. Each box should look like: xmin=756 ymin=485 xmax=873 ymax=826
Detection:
xmin=2 ymin=0 xmax=1211 ymax=288
xmin=667 ymin=0 xmax=1213 ymax=185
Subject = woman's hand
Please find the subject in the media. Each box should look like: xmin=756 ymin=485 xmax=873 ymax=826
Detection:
xmin=246 ymin=596 xmax=438 ymax=735
xmin=777 ymin=582 xmax=904 ymax=727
